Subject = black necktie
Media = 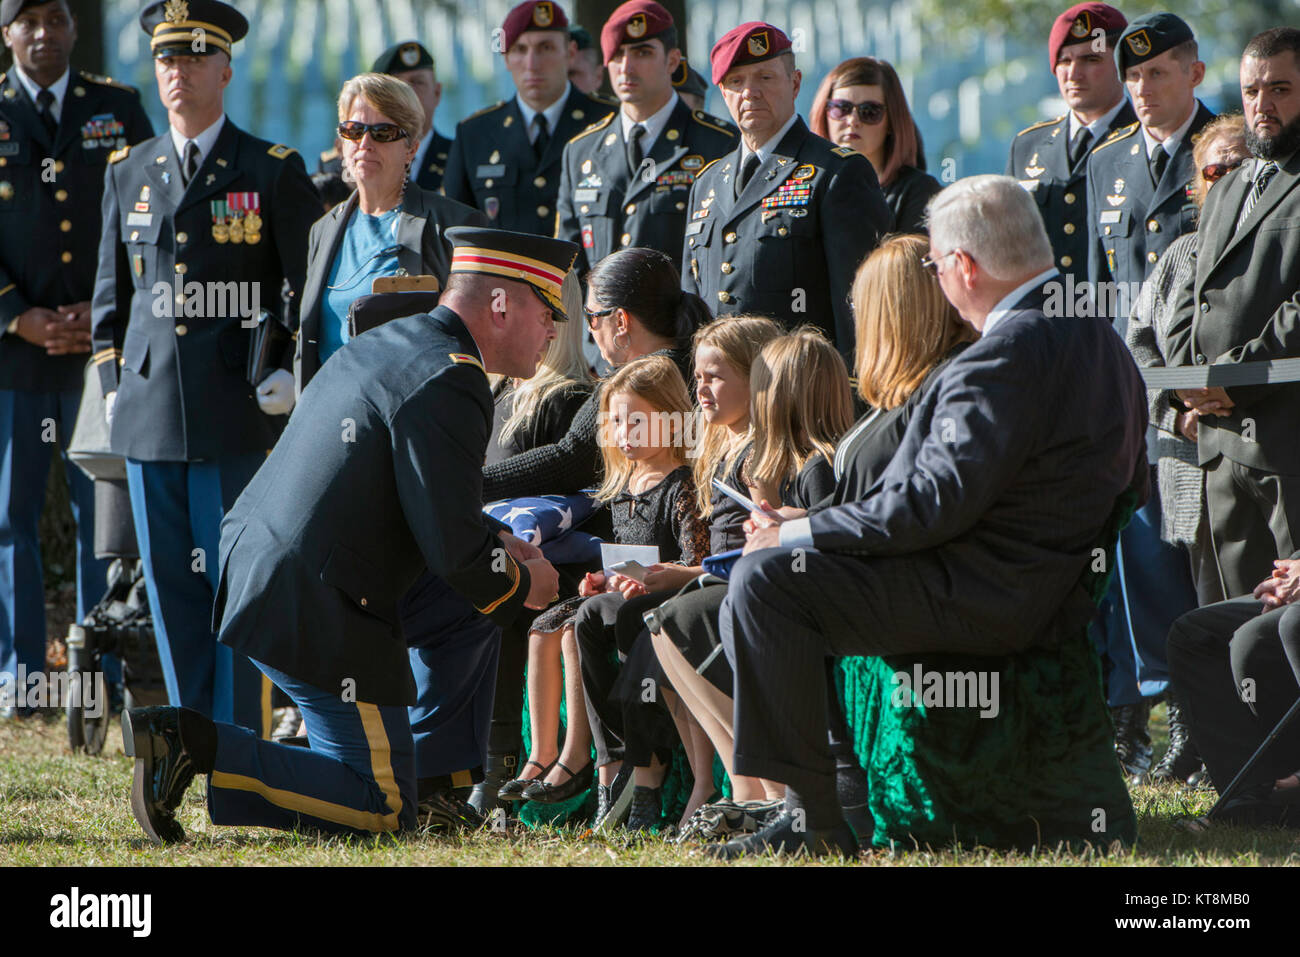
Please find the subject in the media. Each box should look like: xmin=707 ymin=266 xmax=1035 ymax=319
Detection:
xmin=182 ymin=140 xmax=200 ymax=186
xmin=1149 ymin=146 xmax=1168 ymax=186
xmin=35 ymin=88 xmax=57 ymax=139
xmin=1235 ymin=161 xmax=1279 ymax=234
xmin=626 ymin=123 xmax=646 ymax=180
xmin=1069 ymin=127 xmax=1092 ymax=168
xmin=736 ymin=152 xmax=760 ymax=198
xmin=533 ymin=114 xmax=550 ymax=161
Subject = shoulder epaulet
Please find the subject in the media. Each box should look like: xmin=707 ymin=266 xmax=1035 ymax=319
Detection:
xmin=1092 ymin=122 xmax=1139 ymax=153
xmin=567 ymin=111 xmax=615 ymax=145
xmin=107 ymin=144 xmax=131 ymax=164
xmin=78 ymin=70 xmax=135 ymax=93
xmin=589 ymin=92 xmax=618 ymax=108
xmin=449 ymin=352 xmax=486 ymax=374
xmin=697 ymin=156 xmax=724 ymax=176
xmin=830 ymin=145 xmax=858 ymax=158
xmin=690 ymin=110 xmax=736 ymax=137
xmin=267 ymin=144 xmax=297 ymax=160
xmin=1014 ymin=114 xmax=1064 ymax=138
xmin=464 ymin=100 xmax=507 ymax=122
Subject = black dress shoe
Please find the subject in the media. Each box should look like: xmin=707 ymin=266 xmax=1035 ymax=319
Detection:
xmin=703 ymin=809 xmax=859 ymax=860
xmin=418 ymin=788 xmax=485 ymax=833
xmin=122 ymin=707 xmax=198 ymax=845
xmin=1111 ymin=700 xmax=1153 ymax=776
xmin=498 ymin=758 xmax=554 ymax=803
xmin=1147 ymin=697 xmax=1201 ymax=784
xmin=521 ymin=760 xmax=593 ymax=804
xmin=626 ymin=785 xmax=662 ymax=832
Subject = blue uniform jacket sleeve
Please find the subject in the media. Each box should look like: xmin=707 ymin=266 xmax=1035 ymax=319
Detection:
xmin=90 ymin=159 xmax=131 ymax=396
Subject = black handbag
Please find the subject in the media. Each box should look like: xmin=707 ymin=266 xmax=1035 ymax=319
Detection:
xmin=246 ymin=309 xmax=292 ymax=387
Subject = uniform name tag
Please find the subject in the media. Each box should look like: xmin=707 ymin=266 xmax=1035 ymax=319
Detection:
xmin=684 ymin=220 xmax=704 ymax=236
xmin=126 ymin=212 xmax=153 ymax=227
xmin=476 ymin=164 xmax=505 ymax=178
xmin=573 ymin=188 xmax=599 ymax=203
xmin=0 ymin=143 xmax=17 ymax=156
xmin=1099 ymin=210 xmax=1122 ymax=224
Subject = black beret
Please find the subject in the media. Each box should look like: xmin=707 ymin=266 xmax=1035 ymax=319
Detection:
xmin=1116 ymin=12 xmax=1195 ymax=72
xmin=372 ymin=41 xmax=434 ymax=75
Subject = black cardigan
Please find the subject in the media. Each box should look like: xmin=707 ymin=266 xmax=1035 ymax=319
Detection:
xmin=883 ymin=165 xmax=944 ymax=236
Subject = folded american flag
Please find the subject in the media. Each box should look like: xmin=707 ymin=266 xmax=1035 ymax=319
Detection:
xmin=483 ymin=493 xmax=603 ymax=565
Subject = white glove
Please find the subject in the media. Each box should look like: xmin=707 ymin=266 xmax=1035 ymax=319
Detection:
xmin=104 ymin=390 xmax=117 ymax=427
xmin=255 ymin=368 xmax=295 ymax=416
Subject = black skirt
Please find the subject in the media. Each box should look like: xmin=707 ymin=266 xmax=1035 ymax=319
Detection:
xmin=650 ymin=575 xmax=734 ymax=694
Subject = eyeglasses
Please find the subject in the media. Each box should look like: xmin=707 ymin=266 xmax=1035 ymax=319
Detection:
xmin=583 ymin=304 xmax=616 ymax=329
xmin=337 ymin=121 xmax=409 ymax=143
xmin=825 ymin=99 xmax=886 ymax=125
xmin=1201 ymin=160 xmax=1244 ymax=185
xmin=920 ymin=250 xmax=959 ymax=275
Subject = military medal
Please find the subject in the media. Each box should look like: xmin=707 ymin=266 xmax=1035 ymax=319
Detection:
xmin=211 ymin=200 xmax=229 ymax=243
xmin=244 ymin=192 xmax=262 ymax=244
xmin=227 ymin=192 xmax=246 ymax=243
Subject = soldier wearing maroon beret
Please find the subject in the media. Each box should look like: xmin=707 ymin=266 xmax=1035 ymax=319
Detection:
xmin=680 ymin=21 xmax=892 ymax=360
xmin=442 ymin=0 xmax=614 ymax=235
xmin=1006 ymin=2 xmax=1134 ymax=285
xmin=555 ymin=0 xmax=737 ymax=275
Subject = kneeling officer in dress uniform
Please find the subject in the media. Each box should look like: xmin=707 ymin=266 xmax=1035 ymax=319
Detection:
xmin=121 ymin=227 xmax=569 ymax=843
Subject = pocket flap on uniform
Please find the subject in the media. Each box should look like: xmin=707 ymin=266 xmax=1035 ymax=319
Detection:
xmin=574 ymin=189 xmax=609 ymax=216
xmin=320 ymin=543 xmax=396 ymax=625
xmin=1098 ymin=208 xmax=1131 ymax=236
xmin=121 ymin=329 xmax=150 ymax=375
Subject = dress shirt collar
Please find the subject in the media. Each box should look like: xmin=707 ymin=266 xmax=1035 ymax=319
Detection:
xmin=982 ymin=268 xmax=1059 ymax=336
xmin=1068 ymin=96 xmax=1127 ymax=142
xmin=169 ymin=114 xmax=227 ymax=169
xmin=13 ymin=63 xmax=69 ymax=119
xmin=516 ymin=83 xmax=570 ymax=143
xmin=1141 ymin=104 xmax=1197 ymax=161
xmin=621 ymin=92 xmax=678 ymax=153
xmin=741 ymin=110 xmax=799 ymax=167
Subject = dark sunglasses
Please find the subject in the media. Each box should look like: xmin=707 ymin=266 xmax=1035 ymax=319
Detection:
xmin=337 ymin=121 xmax=409 ymax=143
xmin=1201 ymin=160 xmax=1244 ymax=185
xmin=825 ymin=99 xmax=886 ymax=125
xmin=583 ymin=304 xmax=616 ymax=329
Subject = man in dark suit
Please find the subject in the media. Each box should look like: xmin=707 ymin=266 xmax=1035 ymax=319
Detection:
xmin=120 ymin=227 xmax=568 ymax=844
xmin=555 ymin=0 xmax=736 ymax=277
xmin=371 ymin=41 xmax=453 ymax=193
xmin=90 ymin=0 xmax=319 ymax=734
xmin=442 ymin=1 xmax=615 ymax=235
xmin=0 ymin=0 xmax=152 ymax=716
xmin=710 ymin=175 xmax=1148 ymax=858
xmin=680 ymin=22 xmax=892 ymax=361
xmin=1007 ymin=3 xmax=1133 ymax=284
xmin=1166 ymin=27 xmax=1300 ymax=599
xmin=1083 ymin=11 xmax=1209 ymax=777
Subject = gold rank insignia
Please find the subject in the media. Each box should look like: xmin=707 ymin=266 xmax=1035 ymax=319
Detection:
xmin=1024 ymin=152 xmax=1045 ymax=178
xmin=665 ymin=128 xmax=679 ymax=141
xmin=830 ymin=145 xmax=855 ymax=157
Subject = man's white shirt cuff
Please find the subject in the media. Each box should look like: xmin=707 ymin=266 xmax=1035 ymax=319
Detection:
xmin=778 ymin=518 xmax=814 ymax=549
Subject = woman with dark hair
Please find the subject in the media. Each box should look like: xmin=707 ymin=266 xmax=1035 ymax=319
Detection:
xmin=810 ymin=57 xmax=941 ymax=234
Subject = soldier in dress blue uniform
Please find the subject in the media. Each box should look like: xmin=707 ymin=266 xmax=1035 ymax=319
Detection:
xmin=370 ymin=41 xmax=453 ymax=193
xmin=441 ymin=0 xmax=616 ymax=235
xmin=0 ymin=0 xmax=153 ymax=716
xmin=90 ymin=0 xmax=319 ymax=734
xmin=555 ymin=0 xmax=737 ymax=278
xmin=681 ymin=22 xmax=893 ymax=361
xmin=1083 ymin=11 xmax=1210 ymax=778
xmin=120 ymin=227 xmax=570 ymax=844
xmin=1007 ymin=2 xmax=1133 ymax=285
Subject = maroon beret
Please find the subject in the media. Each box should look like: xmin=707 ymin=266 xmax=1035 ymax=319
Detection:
xmin=601 ymin=0 xmax=675 ymax=64
xmin=709 ymin=21 xmax=792 ymax=85
xmin=1049 ymin=3 xmax=1127 ymax=70
xmin=502 ymin=1 xmax=570 ymax=53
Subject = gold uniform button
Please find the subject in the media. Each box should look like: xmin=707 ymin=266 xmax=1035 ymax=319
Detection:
xmin=0 ymin=158 xmax=6 ymax=167
xmin=60 ymin=252 xmax=72 ymax=263
xmin=688 ymin=237 xmax=696 ymax=247
xmin=1061 ymin=255 xmax=1073 ymax=267
xmin=1147 ymin=251 xmax=1158 ymax=263
xmin=1064 ymin=192 xmax=1076 ymax=204
xmin=1147 ymin=219 xmax=1160 ymax=232
xmin=59 ymin=219 xmax=72 ymax=232
xmin=580 ymin=204 xmax=590 ymax=214
xmin=717 ymin=291 xmax=731 ymax=303
xmin=720 ymin=262 xmax=733 ymax=274
xmin=175 ymin=324 xmax=188 ymax=336
xmin=177 ymin=231 xmax=188 ymax=244
xmin=54 ymin=161 xmax=65 ymax=173
xmin=55 ymin=189 xmax=68 ymax=202
xmin=534 ymin=176 xmax=546 ymax=188
xmin=484 ymin=178 xmax=494 ymax=188
xmin=676 ymin=202 xmax=685 ymax=211
xmin=537 ymin=205 xmax=549 ymax=218
xmin=724 ymin=231 xmax=737 ymax=243
xmin=777 ymin=226 xmax=788 ymax=236
xmin=625 ymin=203 xmax=636 ymax=215
xmin=620 ymin=232 xmax=631 ymax=246
xmin=1063 ymin=223 xmax=1075 ymax=235
xmin=360 ymin=597 xmax=368 ymax=607
xmin=1104 ymin=226 xmax=1112 ymax=236
xmin=131 ymin=231 xmax=139 ymax=241
xmin=175 ymin=263 xmax=187 ymax=274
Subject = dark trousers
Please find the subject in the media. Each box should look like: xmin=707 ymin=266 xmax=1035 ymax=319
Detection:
xmin=1167 ymin=597 xmax=1300 ymax=792
xmin=1204 ymin=456 xmax=1300 ymax=600
xmin=0 ymin=388 xmax=111 ymax=688
xmin=207 ymin=657 xmax=417 ymax=835
xmin=126 ymin=455 xmax=268 ymax=733
xmin=719 ymin=547 xmax=994 ymax=796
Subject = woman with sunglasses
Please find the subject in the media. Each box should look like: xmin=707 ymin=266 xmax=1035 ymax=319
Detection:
xmin=811 ymin=57 xmax=941 ymax=235
xmin=293 ymin=73 xmax=486 ymax=393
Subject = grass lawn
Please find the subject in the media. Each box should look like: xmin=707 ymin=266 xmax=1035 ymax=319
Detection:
xmin=3 ymin=703 xmax=1299 ymax=867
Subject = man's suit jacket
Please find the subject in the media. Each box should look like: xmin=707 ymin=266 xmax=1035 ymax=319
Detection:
xmin=413 ymin=129 xmax=453 ymax=192
xmin=441 ymin=86 xmax=616 ymax=235
xmin=680 ymin=116 xmax=893 ymax=360
xmin=1165 ymin=153 xmax=1300 ymax=474
xmin=214 ymin=305 xmax=533 ymax=706
xmin=0 ymin=69 xmax=153 ymax=392
xmin=1086 ymin=102 xmax=1215 ymax=333
xmin=803 ymin=279 xmax=1149 ymax=651
xmin=91 ymin=119 xmax=320 ymax=461
xmin=294 ymin=185 xmax=486 ymax=392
